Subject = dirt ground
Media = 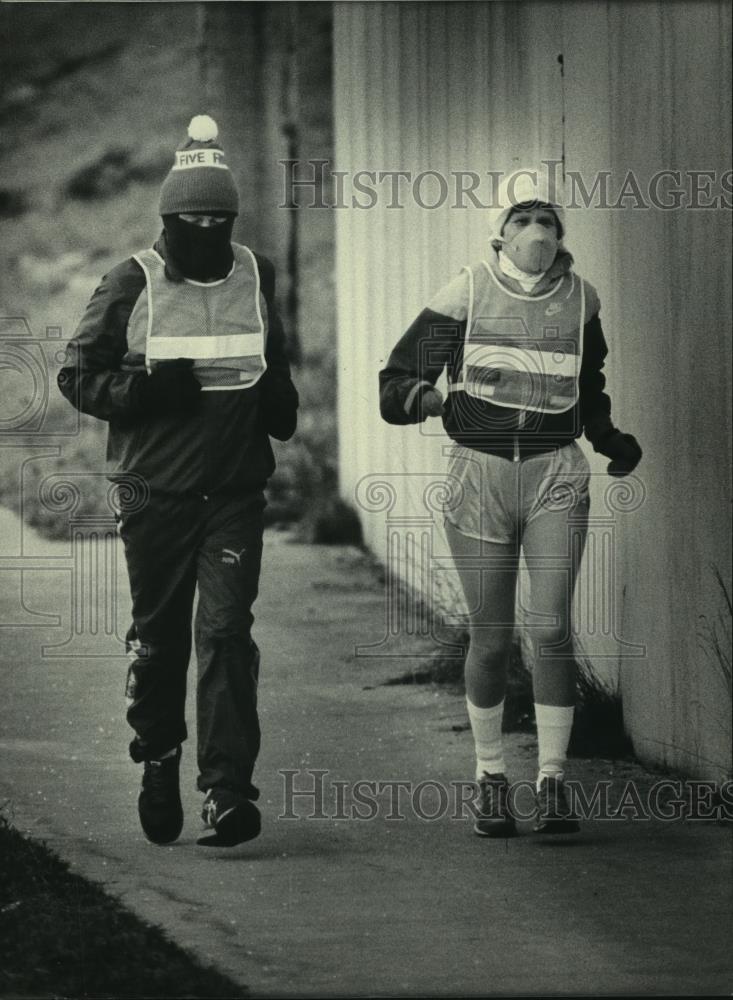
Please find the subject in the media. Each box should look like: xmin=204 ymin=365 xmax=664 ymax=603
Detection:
xmin=0 ymin=508 xmax=731 ymax=996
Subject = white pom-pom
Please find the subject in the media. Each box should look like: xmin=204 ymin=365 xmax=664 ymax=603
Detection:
xmin=188 ymin=115 xmax=218 ymax=143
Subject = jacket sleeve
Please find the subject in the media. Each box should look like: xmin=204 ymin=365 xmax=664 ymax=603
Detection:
xmin=578 ymin=308 xmax=617 ymax=451
xmin=257 ymin=255 xmax=299 ymax=442
xmin=380 ymin=269 xmax=468 ymax=425
xmin=56 ymin=260 xmax=146 ymax=422
xmin=379 ymin=308 xmax=464 ymax=425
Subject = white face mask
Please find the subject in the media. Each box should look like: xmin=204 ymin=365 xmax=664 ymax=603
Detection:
xmin=498 ymin=252 xmax=545 ymax=291
xmin=501 ymin=224 xmax=558 ymax=274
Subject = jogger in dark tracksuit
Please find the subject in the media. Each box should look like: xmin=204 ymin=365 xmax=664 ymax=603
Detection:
xmin=119 ymin=492 xmax=265 ymax=798
xmin=58 ymin=115 xmax=298 ymax=847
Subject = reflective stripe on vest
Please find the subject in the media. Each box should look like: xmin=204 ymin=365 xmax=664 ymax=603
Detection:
xmin=448 ymin=260 xmax=585 ymax=414
xmin=127 ymin=243 xmax=267 ymax=392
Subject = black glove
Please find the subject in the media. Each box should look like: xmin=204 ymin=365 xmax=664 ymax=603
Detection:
xmin=258 ymin=367 xmax=298 ymax=441
xmin=133 ymin=358 xmax=201 ymax=416
xmin=596 ymin=429 xmax=642 ymax=477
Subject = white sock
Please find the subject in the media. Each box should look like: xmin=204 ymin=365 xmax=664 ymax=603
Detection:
xmin=466 ymin=698 xmax=505 ymax=779
xmin=534 ymin=704 xmax=574 ymax=789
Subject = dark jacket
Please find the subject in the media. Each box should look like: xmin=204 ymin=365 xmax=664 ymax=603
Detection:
xmin=379 ymin=252 xmax=617 ymax=459
xmin=57 ymin=235 xmax=298 ymax=495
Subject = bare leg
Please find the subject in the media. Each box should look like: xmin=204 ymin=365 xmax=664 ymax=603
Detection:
xmin=444 ymin=519 xmax=519 ymax=708
xmin=521 ymin=498 xmax=589 ymax=706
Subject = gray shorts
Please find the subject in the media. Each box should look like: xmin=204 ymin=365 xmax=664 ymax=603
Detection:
xmin=443 ymin=441 xmax=591 ymax=544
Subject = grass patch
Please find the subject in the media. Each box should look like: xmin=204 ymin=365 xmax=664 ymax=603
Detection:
xmin=569 ymin=653 xmax=634 ymax=760
xmin=0 ymin=811 xmax=246 ymax=998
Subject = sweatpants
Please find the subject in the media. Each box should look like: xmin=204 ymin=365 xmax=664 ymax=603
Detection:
xmin=118 ymin=490 xmax=265 ymax=800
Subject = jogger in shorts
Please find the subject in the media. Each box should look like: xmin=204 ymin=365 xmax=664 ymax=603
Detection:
xmin=379 ymin=167 xmax=642 ymax=837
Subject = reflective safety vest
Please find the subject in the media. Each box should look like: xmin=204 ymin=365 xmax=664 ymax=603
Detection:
xmin=448 ymin=260 xmax=586 ymax=414
xmin=127 ymin=243 xmax=267 ymax=391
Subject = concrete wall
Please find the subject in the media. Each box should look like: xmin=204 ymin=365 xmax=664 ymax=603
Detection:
xmin=334 ymin=1 xmax=732 ymax=778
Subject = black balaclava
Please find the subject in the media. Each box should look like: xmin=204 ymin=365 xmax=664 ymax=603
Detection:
xmin=162 ymin=213 xmax=236 ymax=282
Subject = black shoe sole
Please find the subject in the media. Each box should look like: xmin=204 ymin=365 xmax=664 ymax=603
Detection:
xmin=139 ymin=807 xmax=184 ymax=845
xmin=197 ymin=800 xmax=261 ymax=847
xmin=532 ymin=817 xmax=580 ymax=835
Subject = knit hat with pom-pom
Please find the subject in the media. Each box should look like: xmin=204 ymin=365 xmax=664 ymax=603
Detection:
xmin=159 ymin=115 xmax=240 ymax=216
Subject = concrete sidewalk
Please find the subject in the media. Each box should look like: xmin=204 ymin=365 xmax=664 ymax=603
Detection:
xmin=0 ymin=509 xmax=731 ymax=996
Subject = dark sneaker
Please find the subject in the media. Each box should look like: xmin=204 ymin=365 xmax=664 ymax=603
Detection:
xmin=533 ymin=776 xmax=580 ymax=834
xmin=474 ymin=772 xmax=517 ymax=838
xmin=197 ymin=787 xmax=261 ymax=847
xmin=138 ymin=747 xmax=183 ymax=845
